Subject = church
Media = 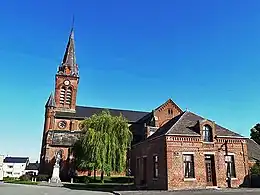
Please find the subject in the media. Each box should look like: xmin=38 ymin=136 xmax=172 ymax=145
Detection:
xmin=39 ymin=27 xmax=182 ymax=178
xmin=39 ymin=28 xmax=259 ymax=189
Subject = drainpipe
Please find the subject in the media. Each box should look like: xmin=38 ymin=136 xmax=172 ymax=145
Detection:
xmin=225 ymin=141 xmax=231 ymax=188
xmin=241 ymin=141 xmax=247 ymax=175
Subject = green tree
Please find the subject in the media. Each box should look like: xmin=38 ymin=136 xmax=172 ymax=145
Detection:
xmin=73 ymin=110 xmax=132 ymax=183
xmin=250 ymin=124 xmax=260 ymax=145
xmin=250 ymin=163 xmax=260 ymax=175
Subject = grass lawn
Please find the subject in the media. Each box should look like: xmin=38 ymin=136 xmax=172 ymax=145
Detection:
xmin=65 ymin=176 xmax=135 ymax=191
xmin=4 ymin=180 xmax=38 ymax=185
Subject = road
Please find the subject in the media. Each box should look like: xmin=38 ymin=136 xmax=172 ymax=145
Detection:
xmin=118 ymin=188 xmax=260 ymax=195
xmin=1 ymin=183 xmax=260 ymax=195
xmin=0 ymin=183 xmax=112 ymax=195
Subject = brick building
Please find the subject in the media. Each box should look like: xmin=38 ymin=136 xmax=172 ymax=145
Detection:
xmin=39 ymin=28 xmax=182 ymax=178
xmin=40 ymin=27 xmax=258 ymax=188
xmin=131 ymin=111 xmax=251 ymax=190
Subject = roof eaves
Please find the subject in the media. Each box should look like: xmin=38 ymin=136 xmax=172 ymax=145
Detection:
xmin=216 ymin=135 xmax=244 ymax=139
xmin=166 ymin=133 xmax=200 ymax=137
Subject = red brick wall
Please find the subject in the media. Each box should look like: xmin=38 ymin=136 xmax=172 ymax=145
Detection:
xmin=166 ymin=136 xmax=248 ymax=190
xmin=154 ymin=101 xmax=182 ymax=127
xmin=55 ymin=75 xmax=79 ymax=110
xmin=131 ymin=136 xmax=168 ymax=190
xmin=131 ymin=135 xmax=249 ymax=190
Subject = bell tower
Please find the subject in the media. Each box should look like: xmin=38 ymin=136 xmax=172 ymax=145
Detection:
xmin=54 ymin=28 xmax=79 ymax=112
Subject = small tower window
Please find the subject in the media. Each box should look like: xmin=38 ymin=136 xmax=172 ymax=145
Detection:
xmin=66 ymin=87 xmax=72 ymax=105
xmin=168 ymin=109 xmax=173 ymax=115
xmin=60 ymin=86 xmax=66 ymax=105
xmin=202 ymin=125 xmax=213 ymax=142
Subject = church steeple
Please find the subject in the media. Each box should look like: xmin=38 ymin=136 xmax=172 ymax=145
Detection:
xmin=54 ymin=25 xmax=80 ymax=111
xmin=57 ymin=27 xmax=79 ymax=77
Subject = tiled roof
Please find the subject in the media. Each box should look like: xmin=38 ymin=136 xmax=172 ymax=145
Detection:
xmin=56 ymin=105 xmax=150 ymax=123
xmin=247 ymin=138 xmax=260 ymax=162
xmin=149 ymin=111 xmax=243 ymax=139
xmin=25 ymin=163 xmax=40 ymax=171
xmin=4 ymin=157 xmax=29 ymax=163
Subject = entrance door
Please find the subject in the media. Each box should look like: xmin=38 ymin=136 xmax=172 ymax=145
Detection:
xmin=205 ymin=155 xmax=217 ymax=186
xmin=142 ymin=157 xmax=147 ymax=185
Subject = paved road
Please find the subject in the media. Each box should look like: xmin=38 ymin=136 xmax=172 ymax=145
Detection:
xmin=0 ymin=183 xmax=112 ymax=195
xmin=118 ymin=188 xmax=260 ymax=195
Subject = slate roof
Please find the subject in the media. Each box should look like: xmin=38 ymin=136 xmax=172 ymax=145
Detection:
xmin=55 ymin=106 xmax=150 ymax=123
xmin=246 ymin=138 xmax=260 ymax=162
xmin=45 ymin=93 xmax=55 ymax=107
xmin=25 ymin=163 xmax=40 ymax=171
xmin=149 ymin=111 xmax=243 ymax=139
xmin=4 ymin=157 xmax=29 ymax=164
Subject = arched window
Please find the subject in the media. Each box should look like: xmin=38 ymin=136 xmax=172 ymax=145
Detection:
xmin=202 ymin=125 xmax=213 ymax=142
xmin=60 ymin=86 xmax=66 ymax=105
xmin=66 ymin=87 xmax=72 ymax=105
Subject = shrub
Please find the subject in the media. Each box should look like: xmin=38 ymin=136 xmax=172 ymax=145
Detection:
xmin=251 ymin=163 xmax=260 ymax=175
xmin=19 ymin=174 xmax=32 ymax=181
xmin=36 ymin=174 xmax=49 ymax=181
xmin=3 ymin=177 xmax=15 ymax=181
xmin=74 ymin=176 xmax=90 ymax=184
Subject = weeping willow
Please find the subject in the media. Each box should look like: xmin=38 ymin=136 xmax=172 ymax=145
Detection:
xmin=73 ymin=110 xmax=132 ymax=183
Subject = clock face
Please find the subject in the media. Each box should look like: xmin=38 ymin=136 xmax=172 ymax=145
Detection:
xmin=64 ymin=80 xmax=70 ymax=86
xmin=58 ymin=121 xmax=67 ymax=129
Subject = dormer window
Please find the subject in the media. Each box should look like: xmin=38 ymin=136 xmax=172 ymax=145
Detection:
xmin=202 ymin=125 xmax=213 ymax=142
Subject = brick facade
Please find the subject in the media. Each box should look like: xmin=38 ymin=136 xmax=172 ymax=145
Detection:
xmin=40 ymin=27 xmax=257 ymax=190
xmin=131 ymin=112 xmax=250 ymax=190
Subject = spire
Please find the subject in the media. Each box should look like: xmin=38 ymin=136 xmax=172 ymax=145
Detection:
xmin=45 ymin=93 xmax=56 ymax=108
xmin=57 ymin=20 xmax=79 ymax=77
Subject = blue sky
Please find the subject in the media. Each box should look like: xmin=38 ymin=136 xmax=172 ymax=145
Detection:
xmin=1 ymin=0 xmax=260 ymax=161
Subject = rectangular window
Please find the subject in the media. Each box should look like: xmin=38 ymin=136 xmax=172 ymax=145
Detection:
xmin=225 ymin=155 xmax=236 ymax=178
xmin=183 ymin=154 xmax=195 ymax=178
xmin=153 ymin=155 xmax=159 ymax=178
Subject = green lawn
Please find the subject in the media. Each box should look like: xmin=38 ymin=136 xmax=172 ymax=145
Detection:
xmin=66 ymin=176 xmax=135 ymax=191
xmin=74 ymin=175 xmax=134 ymax=184
xmin=4 ymin=180 xmax=38 ymax=185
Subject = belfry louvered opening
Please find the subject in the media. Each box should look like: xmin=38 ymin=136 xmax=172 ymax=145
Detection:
xmin=66 ymin=87 xmax=72 ymax=105
xmin=59 ymin=86 xmax=72 ymax=106
xmin=60 ymin=86 xmax=66 ymax=105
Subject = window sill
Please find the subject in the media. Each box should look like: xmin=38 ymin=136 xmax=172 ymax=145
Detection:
xmin=226 ymin=178 xmax=238 ymax=181
xmin=202 ymin=142 xmax=214 ymax=144
xmin=184 ymin=178 xmax=196 ymax=181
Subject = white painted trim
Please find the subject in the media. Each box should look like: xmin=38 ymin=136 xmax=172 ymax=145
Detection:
xmin=182 ymin=152 xmax=195 ymax=155
xmin=184 ymin=178 xmax=196 ymax=181
xmin=204 ymin=152 xmax=215 ymax=155
xmin=202 ymin=141 xmax=214 ymax=144
xmin=227 ymin=152 xmax=235 ymax=155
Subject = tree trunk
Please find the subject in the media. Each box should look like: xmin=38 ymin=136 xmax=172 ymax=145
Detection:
xmin=101 ymin=170 xmax=104 ymax=184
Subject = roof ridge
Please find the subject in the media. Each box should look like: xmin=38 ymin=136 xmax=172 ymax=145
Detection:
xmin=155 ymin=98 xmax=183 ymax=112
xmin=187 ymin=111 xmax=243 ymax=138
xmin=165 ymin=111 xmax=188 ymax=135
xmin=76 ymin=105 xmax=149 ymax=113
